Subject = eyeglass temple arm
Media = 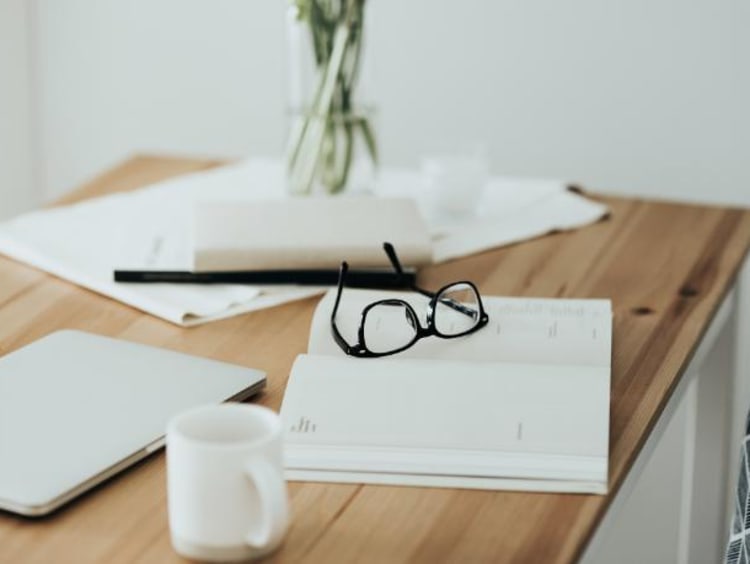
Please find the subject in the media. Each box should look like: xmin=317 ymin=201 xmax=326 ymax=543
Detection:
xmin=383 ymin=242 xmax=413 ymax=286
xmin=384 ymin=241 xmax=439 ymax=294
xmin=383 ymin=242 xmax=486 ymax=321
xmin=330 ymin=261 xmax=358 ymax=354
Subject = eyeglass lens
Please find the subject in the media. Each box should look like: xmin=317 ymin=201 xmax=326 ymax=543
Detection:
xmin=359 ymin=283 xmax=482 ymax=354
xmin=433 ymin=283 xmax=482 ymax=336
xmin=362 ymin=300 xmax=419 ymax=354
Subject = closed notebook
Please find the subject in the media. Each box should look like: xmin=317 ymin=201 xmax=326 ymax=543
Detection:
xmin=193 ymin=197 xmax=433 ymax=271
xmin=279 ymin=289 xmax=613 ymax=493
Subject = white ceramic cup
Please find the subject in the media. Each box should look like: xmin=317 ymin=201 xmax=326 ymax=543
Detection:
xmin=166 ymin=404 xmax=289 ymax=562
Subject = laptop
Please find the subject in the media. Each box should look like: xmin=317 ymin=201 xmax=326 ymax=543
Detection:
xmin=0 ymin=330 xmax=266 ymax=516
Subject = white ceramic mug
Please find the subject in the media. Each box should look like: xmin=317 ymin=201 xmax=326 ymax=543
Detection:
xmin=166 ymin=404 xmax=289 ymax=562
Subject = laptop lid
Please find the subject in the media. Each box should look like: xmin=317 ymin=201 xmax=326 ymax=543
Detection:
xmin=0 ymin=330 xmax=265 ymax=516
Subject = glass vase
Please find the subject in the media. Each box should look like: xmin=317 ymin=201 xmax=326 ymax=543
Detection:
xmin=285 ymin=0 xmax=378 ymax=196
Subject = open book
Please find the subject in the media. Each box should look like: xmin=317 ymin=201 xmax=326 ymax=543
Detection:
xmin=280 ymin=289 xmax=613 ymax=493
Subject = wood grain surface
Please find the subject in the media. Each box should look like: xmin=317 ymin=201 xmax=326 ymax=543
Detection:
xmin=1 ymin=155 xmax=749 ymax=563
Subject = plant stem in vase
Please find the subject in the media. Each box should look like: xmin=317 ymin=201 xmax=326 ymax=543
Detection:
xmin=287 ymin=0 xmax=378 ymax=195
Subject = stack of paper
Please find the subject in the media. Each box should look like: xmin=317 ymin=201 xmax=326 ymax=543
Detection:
xmin=0 ymin=160 xmax=322 ymax=326
xmin=0 ymin=159 xmax=609 ymax=326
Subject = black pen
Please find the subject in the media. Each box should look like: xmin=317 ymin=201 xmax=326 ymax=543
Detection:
xmin=113 ymin=268 xmax=415 ymax=289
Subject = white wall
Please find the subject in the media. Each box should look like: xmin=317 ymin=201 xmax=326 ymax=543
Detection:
xmin=0 ymin=0 xmax=34 ymax=218
xmin=372 ymin=0 xmax=750 ymax=206
xmin=35 ymin=0 xmax=287 ymax=200
xmin=35 ymin=0 xmax=750 ymax=206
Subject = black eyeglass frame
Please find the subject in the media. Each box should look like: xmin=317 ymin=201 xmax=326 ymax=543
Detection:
xmin=330 ymin=242 xmax=490 ymax=358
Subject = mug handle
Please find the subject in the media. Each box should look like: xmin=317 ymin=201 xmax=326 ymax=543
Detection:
xmin=243 ymin=458 xmax=289 ymax=550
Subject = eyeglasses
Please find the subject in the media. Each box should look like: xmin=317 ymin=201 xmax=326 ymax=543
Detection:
xmin=331 ymin=242 xmax=489 ymax=358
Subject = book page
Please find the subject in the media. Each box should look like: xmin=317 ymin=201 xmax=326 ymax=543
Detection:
xmin=308 ymin=289 xmax=611 ymax=367
xmin=281 ymin=354 xmax=609 ymax=484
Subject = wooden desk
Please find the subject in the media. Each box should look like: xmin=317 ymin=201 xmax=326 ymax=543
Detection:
xmin=1 ymin=156 xmax=749 ymax=563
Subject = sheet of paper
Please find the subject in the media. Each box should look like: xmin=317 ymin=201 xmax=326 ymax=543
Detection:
xmin=376 ymin=168 xmax=610 ymax=262
xmin=0 ymin=160 xmax=322 ymax=326
xmin=309 ymin=289 xmax=612 ymax=367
